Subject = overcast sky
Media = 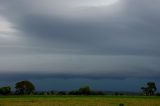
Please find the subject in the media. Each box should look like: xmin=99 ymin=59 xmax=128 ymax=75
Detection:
xmin=0 ymin=0 xmax=160 ymax=91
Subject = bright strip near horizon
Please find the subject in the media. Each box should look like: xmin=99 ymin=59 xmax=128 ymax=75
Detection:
xmin=77 ymin=0 xmax=119 ymax=7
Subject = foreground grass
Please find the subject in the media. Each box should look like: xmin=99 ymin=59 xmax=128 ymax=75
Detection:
xmin=0 ymin=95 xmax=160 ymax=106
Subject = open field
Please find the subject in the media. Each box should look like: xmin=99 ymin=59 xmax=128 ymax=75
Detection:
xmin=0 ymin=95 xmax=160 ymax=106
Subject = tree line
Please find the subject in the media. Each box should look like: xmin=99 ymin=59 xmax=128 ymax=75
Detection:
xmin=0 ymin=80 xmax=160 ymax=96
xmin=0 ymin=80 xmax=104 ymax=95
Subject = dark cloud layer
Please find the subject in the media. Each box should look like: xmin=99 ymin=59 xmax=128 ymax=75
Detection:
xmin=0 ymin=0 xmax=160 ymax=82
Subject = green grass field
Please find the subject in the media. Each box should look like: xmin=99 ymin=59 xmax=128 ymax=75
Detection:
xmin=0 ymin=95 xmax=160 ymax=106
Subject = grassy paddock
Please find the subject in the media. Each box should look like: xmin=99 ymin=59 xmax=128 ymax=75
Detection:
xmin=0 ymin=95 xmax=160 ymax=106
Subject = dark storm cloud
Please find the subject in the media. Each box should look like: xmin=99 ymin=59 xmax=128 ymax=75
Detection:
xmin=0 ymin=0 xmax=160 ymax=80
xmin=0 ymin=72 xmax=126 ymax=81
xmin=1 ymin=71 xmax=160 ymax=81
xmin=1 ymin=0 xmax=159 ymax=54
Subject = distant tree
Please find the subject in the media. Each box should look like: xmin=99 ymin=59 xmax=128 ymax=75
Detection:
xmin=115 ymin=92 xmax=119 ymax=96
xmin=0 ymin=86 xmax=11 ymax=95
xmin=15 ymin=80 xmax=35 ymax=95
xmin=68 ymin=90 xmax=80 ymax=95
xmin=141 ymin=87 xmax=148 ymax=96
xmin=57 ymin=91 xmax=66 ymax=95
xmin=147 ymin=82 xmax=157 ymax=96
xmin=78 ymin=86 xmax=91 ymax=95
xmin=68 ymin=87 xmax=104 ymax=95
xmin=50 ymin=90 xmax=55 ymax=95
xmin=38 ymin=91 xmax=46 ymax=95
xmin=141 ymin=82 xmax=157 ymax=96
xmin=91 ymin=91 xmax=105 ymax=95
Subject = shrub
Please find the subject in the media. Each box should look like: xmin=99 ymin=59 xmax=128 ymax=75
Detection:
xmin=0 ymin=86 xmax=11 ymax=95
xmin=57 ymin=91 xmax=66 ymax=95
xmin=119 ymin=103 xmax=124 ymax=106
xmin=156 ymin=92 xmax=160 ymax=96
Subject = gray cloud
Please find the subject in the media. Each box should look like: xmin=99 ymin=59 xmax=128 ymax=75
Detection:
xmin=0 ymin=0 xmax=160 ymax=80
xmin=0 ymin=54 xmax=160 ymax=80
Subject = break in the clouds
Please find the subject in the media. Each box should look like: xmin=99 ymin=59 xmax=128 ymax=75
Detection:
xmin=0 ymin=0 xmax=160 ymax=80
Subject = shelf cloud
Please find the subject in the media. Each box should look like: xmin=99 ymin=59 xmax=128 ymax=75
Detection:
xmin=0 ymin=0 xmax=160 ymax=81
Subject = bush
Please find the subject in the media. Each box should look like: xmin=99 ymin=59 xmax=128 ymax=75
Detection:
xmin=91 ymin=91 xmax=105 ymax=95
xmin=119 ymin=103 xmax=124 ymax=106
xmin=68 ymin=90 xmax=80 ymax=95
xmin=156 ymin=92 xmax=160 ymax=96
xmin=79 ymin=86 xmax=91 ymax=95
xmin=57 ymin=91 xmax=66 ymax=95
xmin=0 ymin=86 xmax=11 ymax=95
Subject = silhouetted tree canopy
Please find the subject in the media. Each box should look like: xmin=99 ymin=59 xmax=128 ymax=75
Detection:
xmin=0 ymin=86 xmax=11 ymax=95
xmin=15 ymin=80 xmax=35 ymax=95
xmin=141 ymin=82 xmax=157 ymax=96
xmin=78 ymin=86 xmax=91 ymax=95
xmin=57 ymin=91 xmax=66 ymax=95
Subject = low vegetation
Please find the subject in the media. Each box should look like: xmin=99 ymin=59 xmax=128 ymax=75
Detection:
xmin=0 ymin=95 xmax=160 ymax=106
xmin=0 ymin=80 xmax=160 ymax=105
